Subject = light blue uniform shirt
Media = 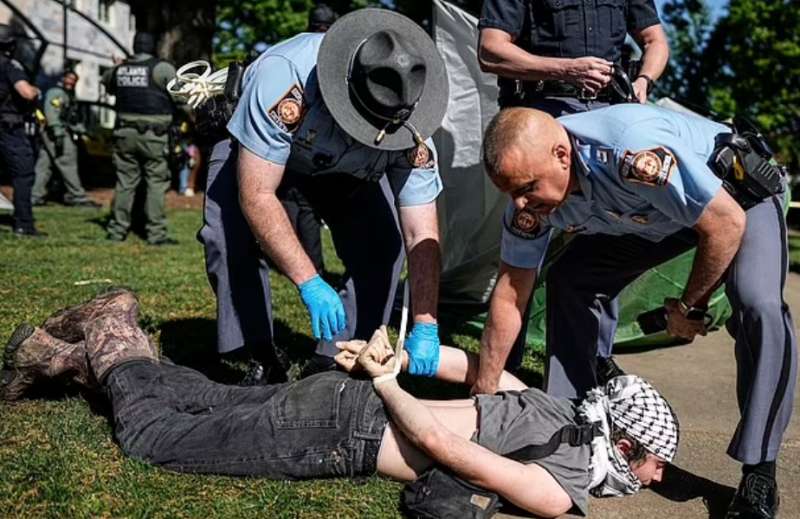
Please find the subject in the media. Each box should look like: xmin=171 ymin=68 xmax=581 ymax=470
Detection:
xmin=501 ymin=105 xmax=728 ymax=269
xmin=227 ymin=33 xmax=442 ymax=207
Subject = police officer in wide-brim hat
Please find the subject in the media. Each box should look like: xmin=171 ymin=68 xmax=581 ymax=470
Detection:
xmin=198 ymin=8 xmax=450 ymax=383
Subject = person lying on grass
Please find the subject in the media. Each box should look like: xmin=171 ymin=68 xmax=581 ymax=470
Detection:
xmin=1 ymin=289 xmax=679 ymax=518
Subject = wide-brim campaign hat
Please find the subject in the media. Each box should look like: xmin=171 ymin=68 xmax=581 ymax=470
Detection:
xmin=317 ymin=8 xmax=448 ymax=151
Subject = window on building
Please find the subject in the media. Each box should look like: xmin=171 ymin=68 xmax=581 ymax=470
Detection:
xmin=98 ymin=0 xmax=112 ymax=23
xmin=129 ymin=14 xmax=136 ymax=32
xmin=98 ymin=65 xmax=116 ymax=128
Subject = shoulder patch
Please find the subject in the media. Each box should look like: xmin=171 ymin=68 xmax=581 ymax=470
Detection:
xmin=406 ymin=143 xmax=435 ymax=169
xmin=620 ymin=147 xmax=676 ymax=187
xmin=506 ymin=208 xmax=541 ymax=240
xmin=50 ymin=97 xmax=62 ymax=108
xmin=268 ymin=85 xmax=305 ymax=133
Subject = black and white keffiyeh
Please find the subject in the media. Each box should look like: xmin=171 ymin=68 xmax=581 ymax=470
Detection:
xmin=577 ymin=375 xmax=679 ymax=498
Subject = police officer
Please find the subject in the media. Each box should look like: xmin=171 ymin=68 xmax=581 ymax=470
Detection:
xmin=32 ymin=70 xmax=99 ymax=207
xmin=477 ymin=0 xmax=669 ymax=372
xmin=0 ymin=24 xmax=42 ymax=237
xmin=476 ymin=105 xmax=795 ymax=519
xmin=198 ymin=9 xmax=449 ymax=381
xmin=103 ymin=32 xmax=177 ymax=245
xmin=275 ymin=3 xmax=339 ymax=275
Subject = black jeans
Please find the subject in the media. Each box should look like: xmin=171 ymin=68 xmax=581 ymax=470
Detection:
xmin=0 ymin=125 xmax=36 ymax=230
xmin=105 ymin=362 xmax=388 ymax=478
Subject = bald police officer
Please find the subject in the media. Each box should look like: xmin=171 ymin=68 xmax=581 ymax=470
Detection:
xmin=103 ymin=32 xmax=177 ymax=245
xmin=0 ymin=24 xmax=42 ymax=237
xmin=478 ymin=0 xmax=669 ymax=372
xmin=198 ymin=9 xmax=448 ymax=381
xmin=476 ymin=105 xmax=794 ymax=519
xmin=33 ymin=70 xmax=99 ymax=207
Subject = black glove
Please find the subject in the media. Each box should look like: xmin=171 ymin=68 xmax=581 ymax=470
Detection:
xmin=54 ymin=136 xmax=64 ymax=157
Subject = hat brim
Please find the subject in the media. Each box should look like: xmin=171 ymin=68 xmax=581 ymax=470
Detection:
xmin=317 ymin=8 xmax=448 ymax=151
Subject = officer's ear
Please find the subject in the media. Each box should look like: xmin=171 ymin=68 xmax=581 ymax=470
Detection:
xmin=553 ymin=142 xmax=570 ymax=170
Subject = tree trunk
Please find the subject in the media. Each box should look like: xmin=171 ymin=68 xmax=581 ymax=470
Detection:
xmin=128 ymin=0 xmax=216 ymax=64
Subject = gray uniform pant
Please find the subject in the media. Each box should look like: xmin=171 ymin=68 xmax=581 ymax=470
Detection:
xmin=198 ymin=140 xmax=404 ymax=357
xmin=545 ymin=196 xmax=797 ymax=463
xmin=33 ymin=131 xmax=88 ymax=204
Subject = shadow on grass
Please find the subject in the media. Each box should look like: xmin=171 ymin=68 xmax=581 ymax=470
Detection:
xmin=650 ymin=464 xmax=736 ymax=518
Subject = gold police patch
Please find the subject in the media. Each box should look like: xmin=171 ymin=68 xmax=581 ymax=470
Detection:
xmin=620 ymin=147 xmax=677 ymax=187
xmin=507 ymin=208 xmax=541 ymax=239
xmin=406 ymin=143 xmax=435 ymax=169
xmin=268 ymin=85 xmax=305 ymax=133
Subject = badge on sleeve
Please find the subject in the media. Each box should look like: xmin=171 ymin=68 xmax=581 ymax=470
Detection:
xmin=620 ymin=147 xmax=677 ymax=187
xmin=506 ymin=208 xmax=541 ymax=239
xmin=268 ymin=85 xmax=305 ymax=133
xmin=406 ymin=143 xmax=435 ymax=169
xmin=50 ymin=97 xmax=62 ymax=108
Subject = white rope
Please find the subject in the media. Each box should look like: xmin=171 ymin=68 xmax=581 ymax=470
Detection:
xmin=166 ymin=60 xmax=228 ymax=109
xmin=373 ymin=280 xmax=410 ymax=386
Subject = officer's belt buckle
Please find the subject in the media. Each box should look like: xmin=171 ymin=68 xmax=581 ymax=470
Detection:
xmin=577 ymin=87 xmax=598 ymax=101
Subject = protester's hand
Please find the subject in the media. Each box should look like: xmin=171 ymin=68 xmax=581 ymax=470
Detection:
xmin=298 ymin=275 xmax=347 ymax=341
xmin=564 ymin=57 xmax=613 ymax=94
xmin=632 ymin=76 xmax=649 ymax=104
xmin=404 ymin=322 xmax=440 ymax=377
xmin=470 ymin=376 xmax=498 ymax=397
xmin=334 ymin=339 xmax=368 ymax=373
xmin=356 ymin=326 xmax=400 ymax=379
xmin=54 ymin=136 xmax=64 ymax=157
xmin=664 ymin=298 xmax=707 ymax=340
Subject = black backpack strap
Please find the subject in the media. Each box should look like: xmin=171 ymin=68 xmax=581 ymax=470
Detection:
xmin=503 ymin=422 xmax=601 ymax=463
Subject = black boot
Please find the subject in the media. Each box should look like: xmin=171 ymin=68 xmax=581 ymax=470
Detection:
xmin=596 ymin=356 xmax=626 ymax=385
xmin=726 ymin=473 xmax=779 ymax=519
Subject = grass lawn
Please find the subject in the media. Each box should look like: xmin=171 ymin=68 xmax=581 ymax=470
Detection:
xmin=0 ymin=204 xmax=544 ymax=519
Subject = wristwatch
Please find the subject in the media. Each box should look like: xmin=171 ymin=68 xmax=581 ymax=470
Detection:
xmin=635 ymin=74 xmax=655 ymax=95
xmin=678 ymin=299 xmax=708 ymax=321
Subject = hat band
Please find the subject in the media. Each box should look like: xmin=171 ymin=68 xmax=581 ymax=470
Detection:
xmin=346 ymin=37 xmax=424 ymax=146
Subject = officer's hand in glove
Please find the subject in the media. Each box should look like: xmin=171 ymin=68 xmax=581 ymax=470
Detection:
xmin=404 ymin=322 xmax=440 ymax=377
xmin=298 ymin=275 xmax=347 ymax=341
xmin=54 ymin=136 xmax=64 ymax=157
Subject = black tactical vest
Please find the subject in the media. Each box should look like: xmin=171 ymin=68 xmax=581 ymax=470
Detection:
xmin=111 ymin=57 xmax=173 ymax=116
xmin=499 ymin=0 xmax=628 ymax=102
xmin=0 ymin=56 xmax=28 ymax=122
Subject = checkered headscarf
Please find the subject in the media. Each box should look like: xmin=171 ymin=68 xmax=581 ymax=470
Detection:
xmin=606 ymin=375 xmax=680 ymax=462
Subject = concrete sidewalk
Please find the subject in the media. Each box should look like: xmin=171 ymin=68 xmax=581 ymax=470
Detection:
xmin=508 ymin=273 xmax=800 ymax=519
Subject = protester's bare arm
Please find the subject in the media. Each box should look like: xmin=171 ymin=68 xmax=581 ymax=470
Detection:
xmin=237 ymin=146 xmax=318 ymax=285
xmin=375 ymin=379 xmax=573 ymax=517
xmin=13 ymin=80 xmax=39 ymax=101
xmin=399 ymin=202 xmax=441 ymax=324
xmin=336 ymin=341 xmax=527 ymax=392
xmin=472 ymin=262 xmax=536 ymax=395
xmin=667 ymin=188 xmax=745 ymax=339
xmin=630 ymin=24 xmax=669 ymax=103
xmin=478 ymin=28 xmax=612 ymax=93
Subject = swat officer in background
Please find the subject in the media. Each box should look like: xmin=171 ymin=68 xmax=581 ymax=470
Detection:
xmin=0 ymin=24 xmax=42 ymax=237
xmin=198 ymin=9 xmax=449 ymax=384
xmin=32 ymin=70 xmax=99 ymax=208
xmin=103 ymin=32 xmax=177 ymax=245
xmin=477 ymin=0 xmax=669 ymax=375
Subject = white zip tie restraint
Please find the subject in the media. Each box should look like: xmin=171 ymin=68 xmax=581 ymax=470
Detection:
xmin=373 ymin=280 xmax=409 ymax=386
xmin=167 ymin=60 xmax=228 ymax=109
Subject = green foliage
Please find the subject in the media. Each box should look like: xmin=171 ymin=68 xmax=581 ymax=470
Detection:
xmin=660 ymin=0 xmax=800 ymax=170
xmin=214 ymin=0 xmax=384 ymax=67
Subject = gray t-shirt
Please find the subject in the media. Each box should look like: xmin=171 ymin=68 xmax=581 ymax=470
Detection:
xmin=474 ymin=388 xmax=592 ymax=516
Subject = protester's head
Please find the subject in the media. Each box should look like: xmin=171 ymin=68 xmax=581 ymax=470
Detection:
xmin=606 ymin=375 xmax=680 ymax=485
xmin=308 ymin=3 xmax=337 ymax=32
xmin=483 ymin=108 xmax=575 ymax=217
xmin=0 ymin=23 xmax=17 ymax=55
xmin=63 ymin=70 xmax=79 ymax=91
xmin=133 ymin=32 xmax=157 ymax=55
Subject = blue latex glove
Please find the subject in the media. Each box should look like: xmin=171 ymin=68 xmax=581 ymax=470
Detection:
xmin=404 ymin=322 xmax=440 ymax=377
xmin=298 ymin=275 xmax=347 ymax=341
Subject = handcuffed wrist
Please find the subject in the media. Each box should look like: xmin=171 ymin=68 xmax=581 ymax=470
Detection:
xmin=373 ymin=372 xmax=398 ymax=387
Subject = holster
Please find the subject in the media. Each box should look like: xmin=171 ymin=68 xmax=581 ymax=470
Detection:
xmin=709 ymin=130 xmax=786 ymax=209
